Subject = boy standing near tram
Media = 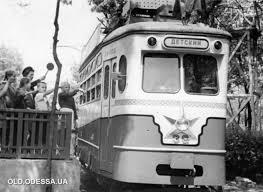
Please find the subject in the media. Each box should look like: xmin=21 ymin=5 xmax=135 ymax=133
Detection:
xmin=34 ymin=82 xmax=54 ymax=111
xmin=58 ymin=82 xmax=84 ymax=157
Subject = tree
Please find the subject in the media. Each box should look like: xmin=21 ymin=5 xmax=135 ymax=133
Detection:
xmin=214 ymin=0 xmax=263 ymax=130
xmin=88 ymin=0 xmax=224 ymax=31
xmin=47 ymin=0 xmax=72 ymax=192
xmin=89 ymin=0 xmax=128 ymax=32
xmin=0 ymin=45 xmax=24 ymax=75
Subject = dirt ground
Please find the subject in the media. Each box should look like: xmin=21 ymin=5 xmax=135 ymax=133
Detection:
xmin=80 ymin=166 xmax=263 ymax=192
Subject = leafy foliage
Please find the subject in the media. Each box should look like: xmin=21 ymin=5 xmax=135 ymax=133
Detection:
xmin=60 ymin=0 xmax=72 ymax=5
xmin=0 ymin=45 xmax=24 ymax=77
xmin=89 ymin=0 xmax=127 ymax=33
xmin=226 ymin=127 xmax=263 ymax=180
xmin=179 ymin=0 xmax=223 ymax=25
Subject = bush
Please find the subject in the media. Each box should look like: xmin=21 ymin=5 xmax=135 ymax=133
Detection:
xmin=225 ymin=128 xmax=263 ymax=181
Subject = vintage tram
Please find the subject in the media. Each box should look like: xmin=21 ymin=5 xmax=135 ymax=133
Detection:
xmin=76 ymin=0 xmax=231 ymax=191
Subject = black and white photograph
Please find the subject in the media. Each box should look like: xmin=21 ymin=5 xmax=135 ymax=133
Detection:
xmin=0 ymin=0 xmax=263 ymax=191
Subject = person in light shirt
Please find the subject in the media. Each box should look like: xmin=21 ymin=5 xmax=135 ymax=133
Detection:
xmin=34 ymin=82 xmax=54 ymax=111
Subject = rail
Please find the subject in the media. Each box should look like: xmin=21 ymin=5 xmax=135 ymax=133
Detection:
xmin=0 ymin=109 xmax=72 ymax=159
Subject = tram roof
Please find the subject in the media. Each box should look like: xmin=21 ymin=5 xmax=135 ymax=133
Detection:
xmin=79 ymin=22 xmax=231 ymax=71
xmin=103 ymin=22 xmax=232 ymax=43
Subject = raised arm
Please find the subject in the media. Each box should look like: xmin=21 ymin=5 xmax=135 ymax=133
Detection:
xmin=59 ymin=89 xmax=79 ymax=98
xmin=0 ymin=82 xmax=9 ymax=98
xmin=43 ymin=88 xmax=55 ymax=97
xmin=25 ymin=90 xmax=38 ymax=96
xmin=31 ymin=79 xmax=41 ymax=89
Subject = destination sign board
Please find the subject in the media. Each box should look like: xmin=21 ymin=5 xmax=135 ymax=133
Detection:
xmin=164 ymin=37 xmax=209 ymax=49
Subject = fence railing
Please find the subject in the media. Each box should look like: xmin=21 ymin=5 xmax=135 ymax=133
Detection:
xmin=0 ymin=109 xmax=72 ymax=160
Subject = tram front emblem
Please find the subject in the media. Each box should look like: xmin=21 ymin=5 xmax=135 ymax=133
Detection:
xmin=154 ymin=113 xmax=203 ymax=145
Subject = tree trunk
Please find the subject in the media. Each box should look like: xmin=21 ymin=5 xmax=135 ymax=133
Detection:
xmin=46 ymin=0 xmax=63 ymax=191
xmin=247 ymin=30 xmax=256 ymax=131
xmin=244 ymin=84 xmax=252 ymax=130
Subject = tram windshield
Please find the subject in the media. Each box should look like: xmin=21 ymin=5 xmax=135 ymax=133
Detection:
xmin=184 ymin=54 xmax=218 ymax=95
xmin=143 ymin=53 xmax=180 ymax=93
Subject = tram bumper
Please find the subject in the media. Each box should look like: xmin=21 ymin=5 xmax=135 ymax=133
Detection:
xmin=112 ymin=149 xmax=225 ymax=186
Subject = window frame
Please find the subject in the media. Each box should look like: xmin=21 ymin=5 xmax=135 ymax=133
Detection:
xmin=104 ymin=65 xmax=110 ymax=99
xmin=86 ymin=90 xmax=90 ymax=102
xmin=96 ymin=84 xmax=101 ymax=99
xmin=112 ymin=62 xmax=117 ymax=98
xmin=118 ymin=55 xmax=127 ymax=93
xmin=91 ymin=88 xmax=96 ymax=100
xmin=96 ymin=54 xmax=102 ymax=67
xmin=142 ymin=53 xmax=181 ymax=94
xmin=183 ymin=54 xmax=219 ymax=96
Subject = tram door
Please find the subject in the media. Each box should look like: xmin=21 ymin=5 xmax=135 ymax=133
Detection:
xmin=100 ymin=58 xmax=116 ymax=173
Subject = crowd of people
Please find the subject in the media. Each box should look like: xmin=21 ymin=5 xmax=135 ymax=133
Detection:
xmin=0 ymin=66 xmax=85 ymax=157
xmin=0 ymin=66 xmax=84 ymax=124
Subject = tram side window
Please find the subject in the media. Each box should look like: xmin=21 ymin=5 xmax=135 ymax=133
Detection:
xmin=97 ymin=69 xmax=102 ymax=82
xmin=91 ymin=74 xmax=95 ymax=86
xmin=96 ymin=54 xmax=102 ymax=67
xmin=104 ymin=65 xmax=110 ymax=99
xmin=87 ymin=79 xmax=90 ymax=89
xmin=84 ymin=68 xmax=87 ymax=79
xmin=184 ymin=54 xmax=218 ymax=95
xmin=87 ymin=91 xmax=90 ymax=102
xmin=81 ymin=83 xmax=84 ymax=90
xmin=83 ymin=92 xmax=87 ymax=103
xmin=87 ymin=65 xmax=91 ymax=76
xmin=118 ymin=56 xmax=127 ymax=93
xmin=80 ymin=95 xmax=83 ymax=104
xmin=112 ymin=63 xmax=117 ymax=98
xmin=91 ymin=61 xmax=94 ymax=72
xmin=143 ymin=53 xmax=180 ymax=93
xmin=96 ymin=85 xmax=101 ymax=99
xmin=91 ymin=88 xmax=95 ymax=100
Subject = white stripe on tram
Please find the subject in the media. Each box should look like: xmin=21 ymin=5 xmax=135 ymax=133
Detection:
xmin=113 ymin=145 xmax=226 ymax=154
xmin=78 ymin=138 xmax=100 ymax=149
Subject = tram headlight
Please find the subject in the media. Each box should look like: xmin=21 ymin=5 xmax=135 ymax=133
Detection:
xmin=172 ymin=134 xmax=180 ymax=140
xmin=214 ymin=41 xmax=222 ymax=50
xmin=182 ymin=134 xmax=190 ymax=143
xmin=172 ymin=134 xmax=180 ymax=143
xmin=147 ymin=37 xmax=157 ymax=47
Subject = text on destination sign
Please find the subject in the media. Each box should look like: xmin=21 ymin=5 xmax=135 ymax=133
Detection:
xmin=164 ymin=38 xmax=209 ymax=49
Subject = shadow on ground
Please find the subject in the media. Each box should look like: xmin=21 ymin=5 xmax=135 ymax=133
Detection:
xmin=80 ymin=165 xmax=104 ymax=192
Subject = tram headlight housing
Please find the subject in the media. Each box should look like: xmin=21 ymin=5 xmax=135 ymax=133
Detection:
xmin=147 ymin=37 xmax=157 ymax=47
xmin=182 ymin=134 xmax=190 ymax=144
xmin=214 ymin=41 xmax=222 ymax=50
xmin=176 ymin=119 xmax=190 ymax=131
xmin=172 ymin=134 xmax=180 ymax=143
xmin=173 ymin=134 xmax=180 ymax=140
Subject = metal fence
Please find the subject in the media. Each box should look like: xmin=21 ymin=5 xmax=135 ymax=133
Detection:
xmin=0 ymin=109 xmax=72 ymax=159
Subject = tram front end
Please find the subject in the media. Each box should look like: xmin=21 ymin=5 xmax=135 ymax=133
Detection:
xmin=108 ymin=23 xmax=230 ymax=190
